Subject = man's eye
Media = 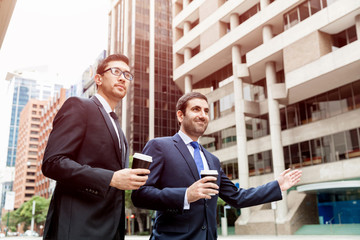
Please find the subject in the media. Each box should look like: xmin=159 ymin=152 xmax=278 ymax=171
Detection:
xmin=113 ymin=69 xmax=121 ymax=75
xmin=124 ymin=72 xmax=132 ymax=78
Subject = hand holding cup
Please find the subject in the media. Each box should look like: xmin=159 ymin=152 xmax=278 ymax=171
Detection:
xmin=200 ymin=170 xmax=218 ymax=196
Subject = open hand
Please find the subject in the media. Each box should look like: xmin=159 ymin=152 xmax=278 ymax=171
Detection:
xmin=277 ymin=168 xmax=302 ymax=191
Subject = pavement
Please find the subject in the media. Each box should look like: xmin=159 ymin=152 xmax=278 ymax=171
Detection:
xmin=4 ymin=235 xmax=360 ymax=240
xmin=122 ymin=235 xmax=360 ymax=240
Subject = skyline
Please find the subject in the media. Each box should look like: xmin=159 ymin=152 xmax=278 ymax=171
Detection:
xmin=0 ymin=0 xmax=110 ymax=168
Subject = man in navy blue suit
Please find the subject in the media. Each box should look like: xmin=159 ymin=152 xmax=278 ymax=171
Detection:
xmin=132 ymin=92 xmax=302 ymax=240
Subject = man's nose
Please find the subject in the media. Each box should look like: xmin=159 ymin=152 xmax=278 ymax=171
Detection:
xmin=198 ymin=110 xmax=207 ymax=119
xmin=117 ymin=74 xmax=126 ymax=82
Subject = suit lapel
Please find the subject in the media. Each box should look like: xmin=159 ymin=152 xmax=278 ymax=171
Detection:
xmin=202 ymin=147 xmax=216 ymax=171
xmin=91 ymin=96 xmax=123 ymax=166
xmin=173 ymin=133 xmax=200 ymax=181
xmin=118 ymin=127 xmax=128 ymax=168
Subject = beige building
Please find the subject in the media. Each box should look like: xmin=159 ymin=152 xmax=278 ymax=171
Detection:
xmin=36 ymin=88 xmax=67 ymax=199
xmin=0 ymin=0 xmax=17 ymax=49
xmin=173 ymin=0 xmax=360 ymax=235
xmin=13 ymin=99 xmax=45 ymax=209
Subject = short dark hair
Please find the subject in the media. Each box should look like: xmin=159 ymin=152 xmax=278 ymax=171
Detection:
xmin=96 ymin=53 xmax=130 ymax=75
xmin=176 ymin=92 xmax=208 ymax=116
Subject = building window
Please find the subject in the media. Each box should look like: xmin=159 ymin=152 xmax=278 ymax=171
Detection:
xmin=281 ymin=80 xmax=360 ymax=130
xmin=239 ymin=3 xmax=260 ymax=24
xmin=284 ymin=0 xmax=327 ymax=30
xmin=248 ymin=150 xmax=272 ymax=176
xmin=332 ymin=26 xmax=357 ymax=50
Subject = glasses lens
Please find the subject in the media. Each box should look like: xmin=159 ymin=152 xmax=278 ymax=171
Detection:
xmin=111 ymin=68 xmax=122 ymax=76
xmin=123 ymin=72 xmax=133 ymax=80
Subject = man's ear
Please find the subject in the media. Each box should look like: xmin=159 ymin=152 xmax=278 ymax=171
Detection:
xmin=176 ymin=110 xmax=184 ymax=124
xmin=94 ymin=74 xmax=102 ymax=87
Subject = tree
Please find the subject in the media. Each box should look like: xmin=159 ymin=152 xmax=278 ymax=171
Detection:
xmin=2 ymin=196 xmax=50 ymax=232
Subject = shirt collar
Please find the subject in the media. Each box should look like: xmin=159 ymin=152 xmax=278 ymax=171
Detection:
xmin=95 ymin=93 xmax=113 ymax=113
xmin=178 ymin=130 xmax=198 ymax=145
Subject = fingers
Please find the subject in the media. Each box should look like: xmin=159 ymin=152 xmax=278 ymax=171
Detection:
xmin=200 ymin=176 xmax=217 ymax=183
xmin=132 ymin=168 xmax=150 ymax=175
xmin=110 ymin=168 xmax=149 ymax=190
xmin=290 ymin=170 xmax=302 ymax=183
xmin=187 ymin=179 xmax=219 ymax=203
xmin=281 ymin=168 xmax=291 ymax=176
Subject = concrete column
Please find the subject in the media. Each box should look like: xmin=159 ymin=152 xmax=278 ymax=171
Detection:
xmin=265 ymin=61 xmax=287 ymax=223
xmin=183 ymin=20 xmax=192 ymax=94
xmin=110 ymin=7 xmax=117 ymax=54
xmin=232 ymin=45 xmax=250 ymax=224
xmin=184 ymin=75 xmax=192 ymax=93
xmin=184 ymin=48 xmax=192 ymax=62
xmin=230 ymin=13 xmax=239 ymax=30
xmin=184 ymin=21 xmax=191 ymax=34
xmin=356 ymin=15 xmax=360 ymax=40
xmin=121 ymin=0 xmax=130 ymax=134
xmin=262 ymin=25 xmax=273 ymax=43
xmin=149 ymin=0 xmax=155 ymax=140
xmin=260 ymin=0 xmax=271 ymax=9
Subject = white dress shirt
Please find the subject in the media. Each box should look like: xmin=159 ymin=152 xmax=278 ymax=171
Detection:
xmin=178 ymin=130 xmax=209 ymax=209
xmin=95 ymin=93 xmax=121 ymax=150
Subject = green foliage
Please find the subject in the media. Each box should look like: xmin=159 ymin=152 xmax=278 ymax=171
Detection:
xmin=1 ymin=196 xmax=50 ymax=231
xmin=217 ymin=197 xmax=226 ymax=207
xmin=125 ymin=155 xmax=134 ymax=209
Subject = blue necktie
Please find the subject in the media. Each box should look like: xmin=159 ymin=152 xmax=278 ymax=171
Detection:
xmin=190 ymin=141 xmax=204 ymax=177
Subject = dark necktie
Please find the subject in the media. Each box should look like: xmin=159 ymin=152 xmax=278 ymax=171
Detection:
xmin=190 ymin=141 xmax=204 ymax=177
xmin=110 ymin=111 xmax=122 ymax=151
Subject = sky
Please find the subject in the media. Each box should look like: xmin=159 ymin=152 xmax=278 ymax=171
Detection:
xmin=0 ymin=0 xmax=109 ymax=166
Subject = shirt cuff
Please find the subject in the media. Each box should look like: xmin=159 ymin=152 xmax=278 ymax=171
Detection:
xmin=184 ymin=189 xmax=190 ymax=210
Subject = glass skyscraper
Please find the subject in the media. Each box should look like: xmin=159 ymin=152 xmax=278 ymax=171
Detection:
xmin=6 ymin=76 xmax=62 ymax=167
xmin=109 ymin=0 xmax=182 ymax=154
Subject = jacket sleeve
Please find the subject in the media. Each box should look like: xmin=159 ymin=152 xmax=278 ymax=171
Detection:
xmin=218 ymin=166 xmax=282 ymax=208
xmin=41 ymin=97 xmax=114 ymax=199
xmin=131 ymin=139 xmax=187 ymax=213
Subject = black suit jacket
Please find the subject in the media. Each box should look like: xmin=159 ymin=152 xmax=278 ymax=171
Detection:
xmin=132 ymin=133 xmax=282 ymax=240
xmin=42 ymin=96 xmax=129 ymax=240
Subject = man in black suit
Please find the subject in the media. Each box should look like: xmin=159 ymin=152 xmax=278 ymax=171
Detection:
xmin=132 ymin=92 xmax=302 ymax=240
xmin=42 ymin=54 xmax=150 ymax=240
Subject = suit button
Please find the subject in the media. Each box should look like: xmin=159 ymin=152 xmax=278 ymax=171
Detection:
xmin=205 ymin=203 xmax=208 ymax=208
xmin=201 ymin=225 xmax=207 ymax=230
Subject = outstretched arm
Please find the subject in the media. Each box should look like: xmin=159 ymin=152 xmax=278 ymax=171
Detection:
xmin=277 ymin=168 xmax=302 ymax=191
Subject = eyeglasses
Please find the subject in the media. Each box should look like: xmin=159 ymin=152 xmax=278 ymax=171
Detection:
xmin=102 ymin=67 xmax=134 ymax=81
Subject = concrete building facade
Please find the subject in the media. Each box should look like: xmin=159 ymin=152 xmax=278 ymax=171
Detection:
xmin=13 ymin=99 xmax=46 ymax=209
xmin=172 ymin=0 xmax=360 ymax=234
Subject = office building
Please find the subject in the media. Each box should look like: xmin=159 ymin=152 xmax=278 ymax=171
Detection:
xmin=1 ymin=71 xmax=62 ymax=211
xmin=13 ymin=99 xmax=46 ymax=208
xmin=0 ymin=0 xmax=17 ymax=49
xmin=172 ymin=0 xmax=360 ymax=234
xmin=108 ymin=0 xmax=182 ymax=154
xmin=35 ymin=88 xmax=67 ymax=199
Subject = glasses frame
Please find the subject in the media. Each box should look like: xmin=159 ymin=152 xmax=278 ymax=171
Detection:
xmin=101 ymin=67 xmax=134 ymax=81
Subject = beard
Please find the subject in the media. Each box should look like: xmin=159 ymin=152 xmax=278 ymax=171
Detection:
xmin=181 ymin=118 xmax=208 ymax=138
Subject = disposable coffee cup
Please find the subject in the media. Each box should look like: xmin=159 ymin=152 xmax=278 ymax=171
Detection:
xmin=132 ymin=153 xmax=152 ymax=173
xmin=200 ymin=170 xmax=218 ymax=196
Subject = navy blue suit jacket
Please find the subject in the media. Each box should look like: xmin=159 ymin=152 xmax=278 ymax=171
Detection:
xmin=132 ymin=133 xmax=282 ymax=240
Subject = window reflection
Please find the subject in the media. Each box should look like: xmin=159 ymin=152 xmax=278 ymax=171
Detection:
xmin=282 ymin=80 xmax=360 ymax=130
xmin=248 ymin=150 xmax=272 ymax=176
